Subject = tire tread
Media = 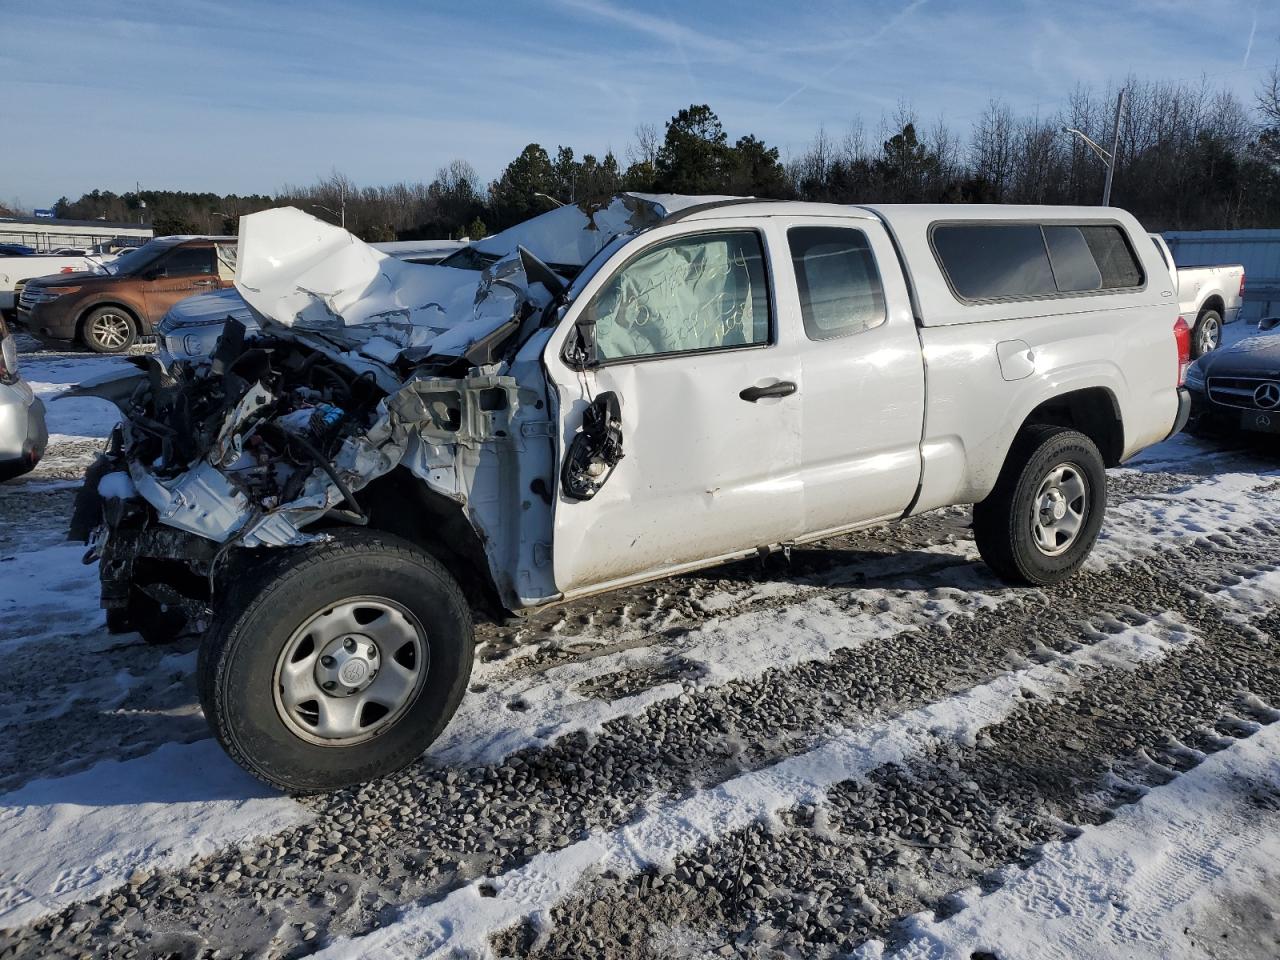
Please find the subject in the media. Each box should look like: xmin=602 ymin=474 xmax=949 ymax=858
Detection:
xmin=973 ymin=424 xmax=1105 ymax=587
xmin=198 ymin=530 xmax=473 ymax=794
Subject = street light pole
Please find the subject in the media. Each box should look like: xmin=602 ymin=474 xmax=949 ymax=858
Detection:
xmin=1061 ymin=87 xmax=1126 ymax=206
xmin=1102 ymin=88 xmax=1125 ymax=206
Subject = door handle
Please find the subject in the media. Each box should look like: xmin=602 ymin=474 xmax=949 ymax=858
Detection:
xmin=739 ymin=380 xmax=797 ymax=402
xmin=192 ymin=279 xmax=217 ymax=287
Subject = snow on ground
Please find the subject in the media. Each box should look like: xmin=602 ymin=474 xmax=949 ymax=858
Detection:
xmin=316 ymin=617 xmax=1197 ymax=960
xmin=862 ymin=718 xmax=1280 ymax=960
xmin=435 ymin=592 xmax=958 ymax=766
xmin=0 ymin=542 xmax=106 ymax=650
xmin=0 ymin=740 xmax=311 ymax=929
xmin=1 ymin=332 xmax=1278 ymax=957
xmin=22 ymin=349 xmax=127 ymax=441
xmin=1095 ymin=471 xmax=1280 ymax=566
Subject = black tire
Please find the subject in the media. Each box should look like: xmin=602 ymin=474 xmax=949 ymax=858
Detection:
xmin=973 ymin=425 xmax=1107 ymax=586
xmin=1191 ymin=309 xmax=1222 ymax=359
xmin=81 ymin=306 xmax=137 ymax=353
xmin=198 ymin=529 xmax=474 ymax=794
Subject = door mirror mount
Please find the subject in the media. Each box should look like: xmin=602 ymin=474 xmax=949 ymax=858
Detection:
xmin=562 ymin=304 xmax=598 ymax=369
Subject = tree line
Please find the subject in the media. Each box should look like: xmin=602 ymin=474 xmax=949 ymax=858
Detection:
xmin=36 ymin=69 xmax=1280 ymax=243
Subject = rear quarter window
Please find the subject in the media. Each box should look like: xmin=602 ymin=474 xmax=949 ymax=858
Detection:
xmin=787 ymin=226 xmax=886 ymax=341
xmin=931 ymin=222 xmax=1144 ymax=302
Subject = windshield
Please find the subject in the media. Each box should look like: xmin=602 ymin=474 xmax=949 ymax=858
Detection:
xmin=95 ymin=240 xmax=173 ymax=276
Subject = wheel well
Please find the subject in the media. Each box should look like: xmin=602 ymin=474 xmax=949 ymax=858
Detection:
xmin=1017 ymin=388 xmax=1124 ymax=467
xmin=77 ymin=301 xmax=142 ymax=339
xmin=1198 ymin=295 xmax=1224 ymax=320
xmin=343 ymin=466 xmax=506 ymax=618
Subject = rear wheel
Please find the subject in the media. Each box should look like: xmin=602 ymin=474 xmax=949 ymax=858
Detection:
xmin=974 ymin=425 xmax=1107 ymax=586
xmin=198 ymin=530 xmax=473 ymax=794
xmin=1191 ymin=309 xmax=1221 ymax=359
xmin=81 ymin=307 xmax=137 ymax=353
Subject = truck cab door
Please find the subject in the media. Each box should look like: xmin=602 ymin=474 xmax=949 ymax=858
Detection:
xmin=774 ymin=218 xmax=925 ymax=535
xmin=142 ymin=244 xmax=218 ymax=323
xmin=544 ymin=223 xmax=804 ymax=597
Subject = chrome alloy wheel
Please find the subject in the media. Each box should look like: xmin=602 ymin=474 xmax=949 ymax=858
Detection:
xmin=1031 ymin=462 xmax=1089 ymax=557
xmin=273 ymin=597 xmax=428 ymax=745
xmin=1197 ymin=315 xmax=1220 ymax=354
xmin=89 ymin=312 xmax=132 ymax=349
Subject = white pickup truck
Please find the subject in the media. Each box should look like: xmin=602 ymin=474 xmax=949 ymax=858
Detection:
xmin=1148 ymin=233 xmax=1244 ymax=358
xmin=72 ymin=198 xmax=1190 ymax=791
xmin=0 ymin=252 xmax=103 ymax=317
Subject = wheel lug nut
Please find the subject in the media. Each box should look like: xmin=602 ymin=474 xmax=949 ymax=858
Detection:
xmin=322 ymin=680 xmax=337 ymax=691
xmin=320 ymin=655 xmax=336 ymax=668
xmin=367 ymin=647 xmax=377 ymax=659
xmin=370 ymin=670 xmax=378 ymax=679
xmin=343 ymin=638 xmax=356 ymax=652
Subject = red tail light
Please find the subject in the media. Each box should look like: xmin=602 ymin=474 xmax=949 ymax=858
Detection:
xmin=60 ymin=266 xmax=74 ymax=273
xmin=1239 ymin=271 xmax=1246 ymax=298
xmin=1173 ymin=315 xmax=1191 ymax=385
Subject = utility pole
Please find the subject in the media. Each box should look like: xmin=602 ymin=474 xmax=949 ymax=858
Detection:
xmin=1102 ymin=87 xmax=1125 ymax=206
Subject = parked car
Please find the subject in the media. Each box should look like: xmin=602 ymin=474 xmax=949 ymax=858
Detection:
xmin=1185 ymin=317 xmax=1280 ymax=438
xmin=1148 ymin=233 xmax=1244 ymax=358
xmin=0 ymin=313 xmax=47 ymax=481
xmin=16 ymin=236 xmax=237 ymax=352
xmin=70 ymin=197 xmax=1188 ymax=792
xmin=0 ymin=250 xmax=103 ymax=318
xmin=0 ymin=244 xmax=36 ymax=257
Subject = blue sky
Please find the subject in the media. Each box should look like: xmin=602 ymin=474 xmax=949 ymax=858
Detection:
xmin=1 ymin=0 xmax=1276 ymax=207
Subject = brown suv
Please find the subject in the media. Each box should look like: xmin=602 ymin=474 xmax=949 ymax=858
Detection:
xmin=17 ymin=237 xmax=237 ymax=352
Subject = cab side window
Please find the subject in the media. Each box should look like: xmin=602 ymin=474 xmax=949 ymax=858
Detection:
xmin=215 ymin=245 xmax=238 ymax=281
xmin=592 ymin=231 xmax=770 ymax=362
xmin=787 ymin=226 xmax=886 ymax=340
xmin=162 ymin=246 xmax=215 ymax=277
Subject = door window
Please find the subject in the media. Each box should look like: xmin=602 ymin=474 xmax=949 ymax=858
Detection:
xmin=590 ymin=231 xmax=771 ymax=362
xmin=161 ymin=246 xmax=215 ymax=277
xmin=787 ymin=226 xmax=886 ymax=340
xmin=215 ymin=244 xmax=238 ymax=281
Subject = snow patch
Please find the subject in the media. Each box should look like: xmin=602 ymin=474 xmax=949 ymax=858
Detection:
xmin=315 ymin=618 xmax=1195 ymax=959
xmin=0 ymin=740 xmax=309 ymax=928
xmin=862 ymin=720 xmax=1280 ymax=960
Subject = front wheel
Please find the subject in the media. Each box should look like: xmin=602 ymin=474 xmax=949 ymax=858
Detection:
xmin=81 ymin=307 xmax=138 ymax=353
xmin=198 ymin=530 xmax=474 ymax=793
xmin=973 ymin=426 xmax=1107 ymax=586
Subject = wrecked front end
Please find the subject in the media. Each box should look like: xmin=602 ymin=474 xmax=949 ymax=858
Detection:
xmin=70 ymin=196 xmax=684 ymax=634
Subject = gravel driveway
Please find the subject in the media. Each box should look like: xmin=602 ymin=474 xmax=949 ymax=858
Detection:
xmin=0 ymin=335 xmax=1277 ymax=960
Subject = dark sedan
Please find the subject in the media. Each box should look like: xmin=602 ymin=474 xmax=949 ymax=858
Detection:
xmin=1185 ymin=317 xmax=1280 ymax=438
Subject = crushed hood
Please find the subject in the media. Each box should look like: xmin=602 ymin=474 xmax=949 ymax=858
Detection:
xmin=233 ymin=194 xmax=738 ymax=368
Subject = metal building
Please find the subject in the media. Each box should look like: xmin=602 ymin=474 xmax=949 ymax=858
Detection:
xmin=0 ymin=216 xmax=153 ymax=252
xmin=1163 ymin=229 xmax=1280 ymax=323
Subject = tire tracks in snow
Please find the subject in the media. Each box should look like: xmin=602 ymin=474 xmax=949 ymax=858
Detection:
xmin=487 ymin=572 xmax=1280 ymax=959
xmin=323 ymin=616 xmax=1204 ymax=958
xmin=0 ymin=464 xmax=1276 ymax=954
